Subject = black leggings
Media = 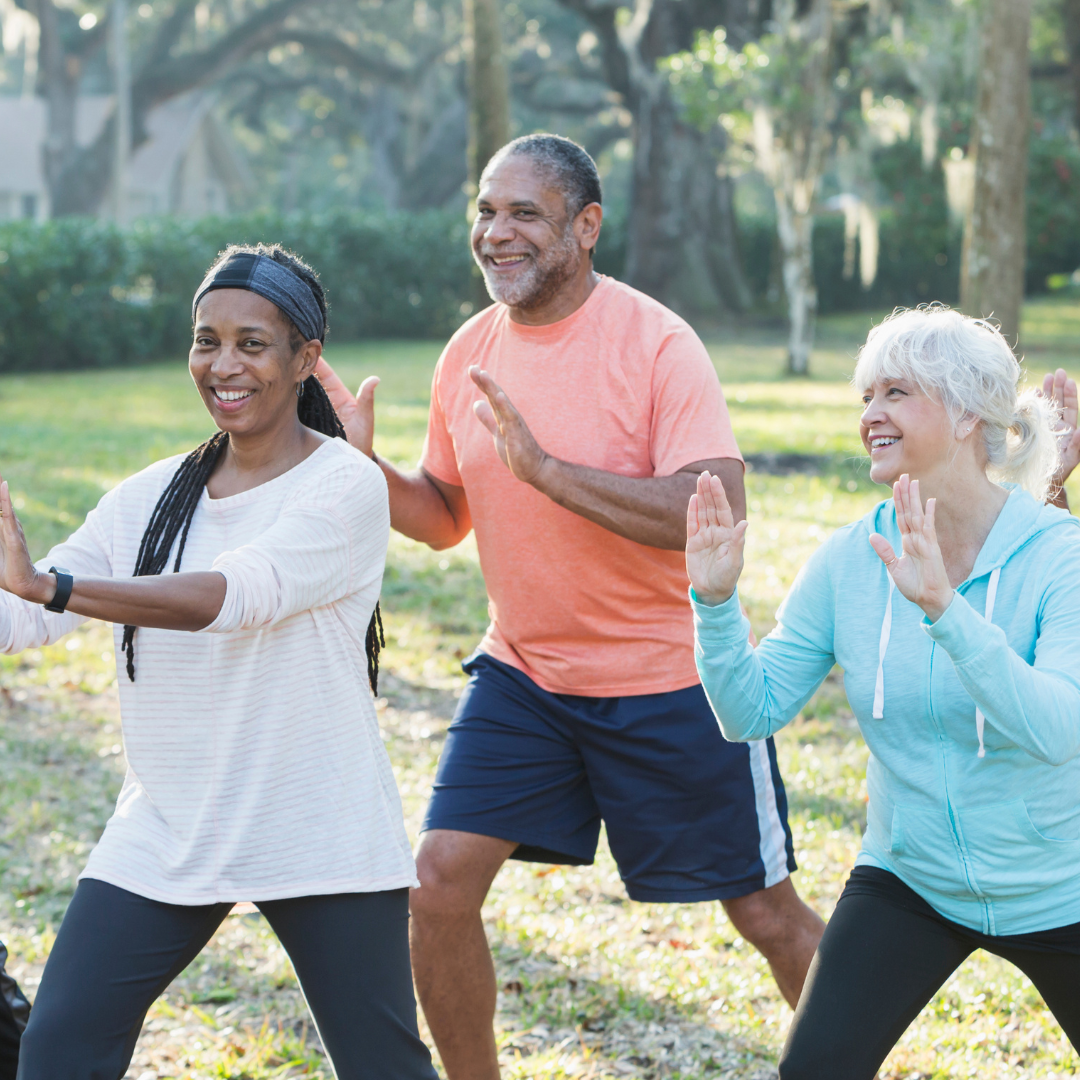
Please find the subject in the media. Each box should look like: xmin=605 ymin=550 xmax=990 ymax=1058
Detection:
xmin=16 ymin=879 xmax=437 ymax=1080
xmin=780 ymin=867 xmax=1080 ymax=1079
xmin=0 ymin=939 xmax=29 ymax=1080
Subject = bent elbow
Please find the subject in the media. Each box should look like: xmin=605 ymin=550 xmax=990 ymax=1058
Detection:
xmin=1034 ymin=742 xmax=1080 ymax=767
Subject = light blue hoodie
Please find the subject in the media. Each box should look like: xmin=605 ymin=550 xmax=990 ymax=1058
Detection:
xmin=693 ymin=486 xmax=1080 ymax=936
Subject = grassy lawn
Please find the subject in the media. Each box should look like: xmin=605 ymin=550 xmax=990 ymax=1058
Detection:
xmin=0 ymin=296 xmax=1078 ymax=1078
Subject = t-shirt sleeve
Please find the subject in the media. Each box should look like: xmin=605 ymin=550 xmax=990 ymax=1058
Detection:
xmin=203 ymin=463 xmax=390 ymax=633
xmin=419 ymin=346 xmax=463 ymax=486
xmin=649 ymin=326 xmax=742 ymax=476
xmin=0 ymin=488 xmax=117 ymax=654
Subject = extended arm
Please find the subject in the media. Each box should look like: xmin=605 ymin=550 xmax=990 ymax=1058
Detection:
xmin=0 ymin=477 xmax=225 ymax=630
xmin=869 ymin=474 xmax=1080 ymax=763
xmin=470 ymin=367 xmax=745 ymax=550
xmin=687 ymin=471 xmax=835 ymax=740
xmin=315 ymin=360 xmax=471 ymax=549
xmin=924 ymin=584 xmax=1080 ymax=765
xmin=28 ymin=571 xmax=225 ymax=631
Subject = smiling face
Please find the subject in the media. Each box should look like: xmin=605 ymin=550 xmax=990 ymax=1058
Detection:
xmin=471 ymin=155 xmax=598 ymax=311
xmin=859 ymin=376 xmax=966 ymax=486
xmin=189 ymin=289 xmax=319 ymax=439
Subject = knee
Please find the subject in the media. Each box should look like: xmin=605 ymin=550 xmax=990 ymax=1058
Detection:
xmin=723 ymin=890 xmax=789 ymax=951
xmin=723 ymin=880 xmax=820 ymax=954
xmin=410 ymin=843 xmax=485 ymax=927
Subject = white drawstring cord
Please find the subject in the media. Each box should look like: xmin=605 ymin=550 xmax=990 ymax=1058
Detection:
xmin=873 ymin=576 xmax=895 ymax=719
xmin=974 ymin=566 xmax=1001 ymax=758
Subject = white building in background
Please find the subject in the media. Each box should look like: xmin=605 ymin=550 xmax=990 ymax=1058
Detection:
xmin=0 ymin=91 xmax=253 ymax=221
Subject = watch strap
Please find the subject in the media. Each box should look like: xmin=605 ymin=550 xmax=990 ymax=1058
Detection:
xmin=44 ymin=566 xmax=73 ymax=614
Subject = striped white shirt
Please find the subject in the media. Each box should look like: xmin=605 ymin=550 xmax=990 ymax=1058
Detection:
xmin=0 ymin=438 xmax=418 ymax=904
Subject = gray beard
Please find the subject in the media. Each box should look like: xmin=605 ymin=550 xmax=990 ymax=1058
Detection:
xmin=477 ymin=226 xmax=582 ymax=311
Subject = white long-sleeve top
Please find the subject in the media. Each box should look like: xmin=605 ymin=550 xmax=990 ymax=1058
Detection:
xmin=0 ymin=438 xmax=417 ymax=904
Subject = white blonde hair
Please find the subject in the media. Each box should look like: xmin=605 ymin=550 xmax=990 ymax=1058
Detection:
xmin=852 ymin=305 xmax=1059 ymax=500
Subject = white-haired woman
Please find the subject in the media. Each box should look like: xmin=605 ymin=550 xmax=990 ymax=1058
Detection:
xmin=686 ymin=306 xmax=1080 ymax=1078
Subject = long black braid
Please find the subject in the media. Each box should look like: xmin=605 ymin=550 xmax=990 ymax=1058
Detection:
xmin=122 ymin=244 xmax=385 ymax=694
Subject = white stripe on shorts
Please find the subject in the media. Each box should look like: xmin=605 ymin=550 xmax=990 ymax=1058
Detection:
xmin=747 ymin=739 xmax=790 ymax=888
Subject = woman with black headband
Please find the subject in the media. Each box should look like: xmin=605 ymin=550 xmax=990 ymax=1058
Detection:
xmin=0 ymin=244 xmax=437 ymax=1079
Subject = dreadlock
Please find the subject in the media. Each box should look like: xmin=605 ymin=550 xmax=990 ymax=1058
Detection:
xmin=122 ymin=243 xmax=385 ymax=694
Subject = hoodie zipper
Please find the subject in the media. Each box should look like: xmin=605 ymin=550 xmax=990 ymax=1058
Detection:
xmin=928 ymin=596 xmax=993 ymax=933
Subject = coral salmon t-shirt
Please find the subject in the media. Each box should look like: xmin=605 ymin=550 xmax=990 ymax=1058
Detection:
xmin=420 ymin=277 xmax=742 ymax=697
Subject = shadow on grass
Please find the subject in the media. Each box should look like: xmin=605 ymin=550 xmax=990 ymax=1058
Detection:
xmin=489 ymin=937 xmax=780 ymax=1079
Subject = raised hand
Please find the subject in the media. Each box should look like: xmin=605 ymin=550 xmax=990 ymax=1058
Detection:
xmin=469 ymin=367 xmax=549 ymax=485
xmin=1041 ymin=368 xmax=1080 ymax=490
xmin=685 ymin=471 xmax=749 ymax=606
xmin=0 ymin=478 xmax=49 ymax=603
xmin=314 ymin=358 xmax=379 ymax=457
xmin=868 ymin=475 xmax=953 ymax=621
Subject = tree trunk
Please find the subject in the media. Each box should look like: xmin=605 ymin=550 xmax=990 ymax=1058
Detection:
xmin=776 ymin=193 xmax=816 ymax=375
xmin=463 ymin=0 xmax=510 ymax=186
xmin=558 ymin=0 xmax=757 ymax=319
xmin=624 ymin=81 xmax=751 ymax=315
xmin=960 ymin=0 xmax=1032 ymax=349
xmin=31 ymin=0 xmax=80 ymax=217
xmin=750 ymin=0 xmax=836 ymax=375
xmin=37 ymin=0 xmax=312 ymax=216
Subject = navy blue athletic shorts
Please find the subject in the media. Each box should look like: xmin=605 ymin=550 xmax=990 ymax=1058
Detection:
xmin=423 ymin=653 xmax=797 ymax=903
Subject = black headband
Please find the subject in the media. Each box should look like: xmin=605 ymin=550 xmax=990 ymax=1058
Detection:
xmin=192 ymin=252 xmax=325 ymax=343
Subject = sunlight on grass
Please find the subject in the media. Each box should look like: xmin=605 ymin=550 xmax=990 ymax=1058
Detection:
xmin=0 ymin=299 xmax=1078 ymax=1077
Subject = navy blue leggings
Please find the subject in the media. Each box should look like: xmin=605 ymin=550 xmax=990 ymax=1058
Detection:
xmin=17 ymin=879 xmax=437 ymax=1080
xmin=780 ymin=867 xmax=1080 ymax=1079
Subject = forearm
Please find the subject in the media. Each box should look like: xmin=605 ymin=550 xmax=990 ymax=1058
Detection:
xmin=927 ymin=593 xmax=1080 ymax=764
xmin=533 ymin=460 xmax=745 ymax=551
xmin=376 ymin=458 xmax=470 ymax=550
xmin=694 ymin=590 xmax=820 ymax=741
xmin=22 ymin=570 xmax=227 ymax=631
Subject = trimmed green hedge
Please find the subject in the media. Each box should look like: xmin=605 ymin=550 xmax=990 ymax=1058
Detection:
xmin=3 ymin=147 xmax=1076 ymax=373
xmin=0 ymin=210 xmax=477 ymax=371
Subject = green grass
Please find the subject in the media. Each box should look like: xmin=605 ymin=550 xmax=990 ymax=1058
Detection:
xmin=0 ymin=296 xmax=1078 ymax=1077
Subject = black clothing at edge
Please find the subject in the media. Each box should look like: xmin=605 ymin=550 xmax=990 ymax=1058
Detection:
xmin=0 ymin=940 xmax=29 ymax=1079
xmin=779 ymin=866 xmax=1080 ymax=1079
xmin=16 ymin=880 xmax=437 ymax=1080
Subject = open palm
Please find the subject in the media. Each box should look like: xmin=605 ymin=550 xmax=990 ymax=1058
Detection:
xmin=0 ymin=478 xmax=42 ymax=601
xmin=868 ymin=475 xmax=954 ymax=621
xmin=1042 ymin=368 xmax=1080 ymax=487
xmin=685 ymin=472 xmax=748 ymax=606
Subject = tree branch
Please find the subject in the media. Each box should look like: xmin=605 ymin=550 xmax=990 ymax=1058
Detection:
xmin=133 ymin=0 xmax=314 ymax=106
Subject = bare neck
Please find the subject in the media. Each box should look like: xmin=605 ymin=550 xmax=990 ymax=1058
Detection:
xmin=919 ymin=467 xmax=1009 ymax=586
xmin=209 ymin=415 xmax=324 ymax=499
xmin=507 ymin=265 xmax=601 ymax=326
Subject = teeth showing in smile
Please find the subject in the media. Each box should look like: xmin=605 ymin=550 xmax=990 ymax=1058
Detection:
xmin=215 ymin=389 xmax=254 ymax=402
xmin=491 ymin=255 xmax=526 ymax=265
xmin=871 ymin=436 xmax=900 ymax=448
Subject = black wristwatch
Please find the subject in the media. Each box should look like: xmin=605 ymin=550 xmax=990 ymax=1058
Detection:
xmin=44 ymin=566 xmax=73 ymax=614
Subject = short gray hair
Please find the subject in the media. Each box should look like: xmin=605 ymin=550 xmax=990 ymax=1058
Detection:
xmin=482 ymin=134 xmax=602 ymax=218
xmin=853 ymin=305 xmax=1059 ymax=500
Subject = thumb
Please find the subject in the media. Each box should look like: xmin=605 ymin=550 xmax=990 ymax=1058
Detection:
xmin=357 ymin=375 xmax=379 ymax=412
xmin=315 ymin=357 xmax=356 ymax=415
xmin=868 ymin=532 xmax=898 ymax=568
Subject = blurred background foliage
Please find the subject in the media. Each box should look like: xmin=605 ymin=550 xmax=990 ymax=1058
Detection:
xmin=0 ymin=0 xmax=1078 ymax=368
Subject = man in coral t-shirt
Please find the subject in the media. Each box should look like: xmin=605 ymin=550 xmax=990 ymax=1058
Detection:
xmin=320 ymin=135 xmax=823 ymax=1080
